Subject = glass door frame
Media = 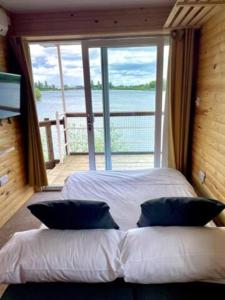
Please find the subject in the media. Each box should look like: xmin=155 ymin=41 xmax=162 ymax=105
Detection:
xmin=81 ymin=37 xmax=168 ymax=170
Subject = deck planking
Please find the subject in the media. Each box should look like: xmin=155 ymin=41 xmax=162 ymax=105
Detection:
xmin=47 ymin=154 xmax=154 ymax=186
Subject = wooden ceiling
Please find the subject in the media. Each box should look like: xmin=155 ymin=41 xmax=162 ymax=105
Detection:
xmin=164 ymin=0 xmax=225 ymax=28
xmin=1 ymin=0 xmax=175 ymax=14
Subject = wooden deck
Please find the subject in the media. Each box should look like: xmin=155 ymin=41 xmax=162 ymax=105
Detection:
xmin=47 ymin=154 xmax=154 ymax=186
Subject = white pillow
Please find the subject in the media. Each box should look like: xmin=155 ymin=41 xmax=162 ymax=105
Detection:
xmin=0 ymin=229 xmax=125 ymax=284
xmin=121 ymin=227 xmax=225 ymax=284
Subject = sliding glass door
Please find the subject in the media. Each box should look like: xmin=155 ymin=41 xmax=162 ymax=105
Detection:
xmin=29 ymin=37 xmax=169 ymax=186
xmin=107 ymin=45 xmax=157 ymax=170
xmin=82 ymin=37 xmax=168 ymax=171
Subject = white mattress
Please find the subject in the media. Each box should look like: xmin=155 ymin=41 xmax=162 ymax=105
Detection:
xmin=61 ymin=168 xmax=197 ymax=231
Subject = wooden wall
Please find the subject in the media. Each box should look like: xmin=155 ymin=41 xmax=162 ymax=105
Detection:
xmin=191 ymin=9 xmax=225 ymax=223
xmin=0 ymin=36 xmax=33 ymax=228
xmin=10 ymin=7 xmax=171 ymax=38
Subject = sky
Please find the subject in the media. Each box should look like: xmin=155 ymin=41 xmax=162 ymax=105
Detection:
xmin=29 ymin=43 xmax=169 ymax=87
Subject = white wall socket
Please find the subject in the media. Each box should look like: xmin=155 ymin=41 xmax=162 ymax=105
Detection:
xmin=199 ymin=170 xmax=206 ymax=184
xmin=0 ymin=175 xmax=9 ymax=187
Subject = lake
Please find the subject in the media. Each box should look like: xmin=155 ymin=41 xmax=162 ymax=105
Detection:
xmin=36 ymin=90 xmax=159 ymax=158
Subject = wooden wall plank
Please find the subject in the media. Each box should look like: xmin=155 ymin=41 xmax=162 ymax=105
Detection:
xmin=0 ymin=36 xmax=34 ymax=228
xmin=0 ymin=37 xmax=8 ymax=72
xmin=10 ymin=7 xmax=172 ymax=38
xmin=191 ymin=8 xmax=225 ymax=224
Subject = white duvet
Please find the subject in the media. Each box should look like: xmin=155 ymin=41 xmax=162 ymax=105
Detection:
xmin=1 ymin=168 xmax=224 ymax=285
xmin=61 ymin=168 xmax=196 ymax=230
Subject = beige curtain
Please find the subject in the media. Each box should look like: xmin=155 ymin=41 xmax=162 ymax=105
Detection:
xmin=167 ymin=28 xmax=198 ymax=177
xmin=8 ymin=37 xmax=48 ymax=189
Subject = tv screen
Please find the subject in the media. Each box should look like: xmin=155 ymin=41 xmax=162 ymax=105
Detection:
xmin=0 ymin=72 xmax=21 ymax=119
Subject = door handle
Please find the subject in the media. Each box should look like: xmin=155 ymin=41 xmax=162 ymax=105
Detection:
xmin=87 ymin=114 xmax=94 ymax=131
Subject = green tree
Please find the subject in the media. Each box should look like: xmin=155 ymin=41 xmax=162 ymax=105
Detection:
xmin=34 ymin=87 xmax=42 ymax=101
xmin=149 ymin=80 xmax=156 ymax=89
xmin=67 ymin=122 xmax=125 ymax=153
xmin=97 ymin=81 xmax=102 ymax=89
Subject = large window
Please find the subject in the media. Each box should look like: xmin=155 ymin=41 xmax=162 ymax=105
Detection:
xmin=29 ymin=37 xmax=169 ymax=185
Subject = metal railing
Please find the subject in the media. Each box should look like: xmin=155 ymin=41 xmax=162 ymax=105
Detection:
xmin=39 ymin=111 xmax=155 ymax=169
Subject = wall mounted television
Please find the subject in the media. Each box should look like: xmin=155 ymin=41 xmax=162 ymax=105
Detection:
xmin=0 ymin=72 xmax=21 ymax=119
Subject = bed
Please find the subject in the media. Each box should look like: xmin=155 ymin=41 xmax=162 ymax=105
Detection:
xmin=61 ymin=168 xmax=198 ymax=230
xmin=1 ymin=168 xmax=225 ymax=300
xmin=2 ymin=280 xmax=225 ymax=300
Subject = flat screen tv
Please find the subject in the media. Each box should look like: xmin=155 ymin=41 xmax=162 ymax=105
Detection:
xmin=0 ymin=72 xmax=21 ymax=119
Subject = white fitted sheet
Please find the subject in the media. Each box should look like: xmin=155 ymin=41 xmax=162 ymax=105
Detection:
xmin=61 ymin=168 xmax=197 ymax=231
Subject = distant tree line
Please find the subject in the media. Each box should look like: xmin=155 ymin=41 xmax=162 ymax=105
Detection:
xmin=34 ymin=80 xmax=162 ymax=92
xmin=34 ymin=79 xmax=166 ymax=101
xmin=34 ymin=81 xmax=58 ymax=91
xmin=34 ymin=81 xmax=84 ymax=91
xmin=90 ymin=80 xmax=158 ymax=91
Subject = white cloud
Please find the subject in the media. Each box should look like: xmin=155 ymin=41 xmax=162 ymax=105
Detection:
xmin=29 ymin=43 xmax=169 ymax=87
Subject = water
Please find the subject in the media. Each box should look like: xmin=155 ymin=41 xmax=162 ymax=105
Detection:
xmin=36 ymin=89 xmax=157 ymax=159
xmin=36 ymin=89 xmax=156 ymax=119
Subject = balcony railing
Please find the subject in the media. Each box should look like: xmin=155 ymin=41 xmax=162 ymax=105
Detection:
xmin=39 ymin=111 xmax=155 ymax=169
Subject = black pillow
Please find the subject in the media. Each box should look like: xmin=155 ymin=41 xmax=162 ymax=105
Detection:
xmin=28 ymin=200 xmax=119 ymax=230
xmin=137 ymin=197 xmax=225 ymax=227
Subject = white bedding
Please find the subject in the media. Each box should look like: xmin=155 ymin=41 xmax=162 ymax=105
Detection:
xmin=0 ymin=168 xmax=221 ymax=285
xmin=0 ymin=229 xmax=125 ymax=284
xmin=1 ymin=227 xmax=224 ymax=284
xmin=121 ymin=227 xmax=225 ymax=284
xmin=61 ymin=168 xmax=197 ymax=230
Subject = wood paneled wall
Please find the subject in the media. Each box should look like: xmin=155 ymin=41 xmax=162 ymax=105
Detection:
xmin=191 ymin=9 xmax=225 ymax=223
xmin=0 ymin=38 xmax=8 ymax=71
xmin=0 ymin=36 xmax=33 ymax=228
xmin=10 ymin=7 xmax=171 ymax=38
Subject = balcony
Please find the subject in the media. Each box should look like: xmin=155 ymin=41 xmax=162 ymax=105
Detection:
xmin=46 ymin=154 xmax=154 ymax=185
xmin=39 ymin=111 xmax=155 ymax=186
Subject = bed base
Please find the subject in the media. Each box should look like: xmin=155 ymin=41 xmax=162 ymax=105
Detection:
xmin=2 ymin=280 xmax=225 ymax=300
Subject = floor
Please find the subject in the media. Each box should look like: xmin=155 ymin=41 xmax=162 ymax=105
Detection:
xmin=0 ymin=192 xmax=61 ymax=297
xmin=47 ymin=154 xmax=154 ymax=185
xmin=0 ymin=192 xmax=61 ymax=249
